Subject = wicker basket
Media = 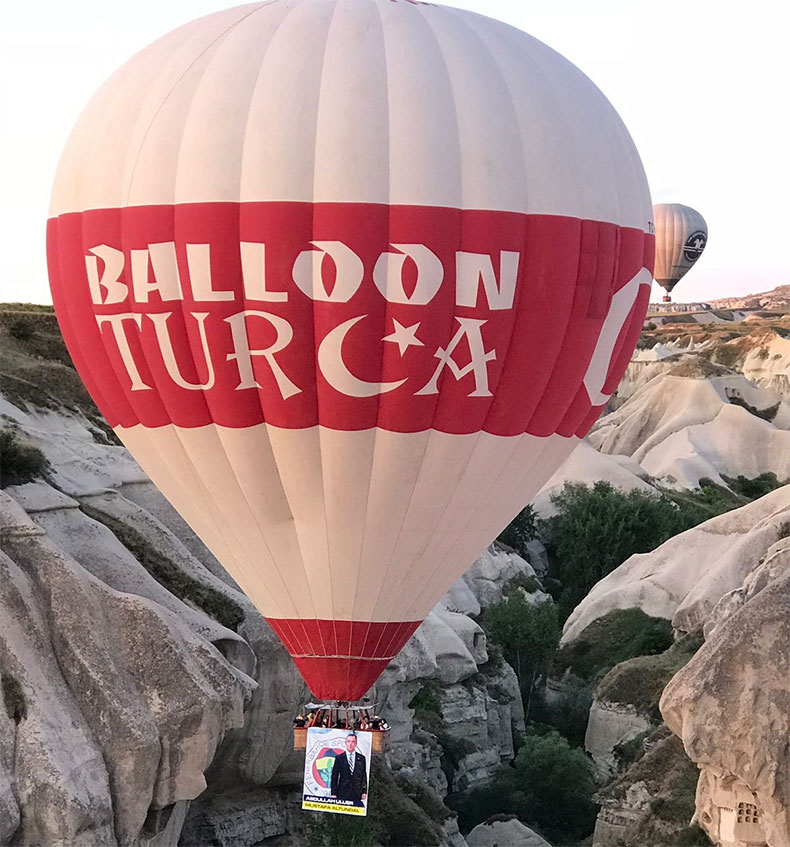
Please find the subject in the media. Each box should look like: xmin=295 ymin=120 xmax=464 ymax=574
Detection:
xmin=293 ymin=727 xmax=308 ymax=750
xmin=370 ymin=730 xmax=390 ymax=754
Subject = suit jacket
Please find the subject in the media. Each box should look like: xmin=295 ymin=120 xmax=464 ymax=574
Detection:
xmin=331 ymin=751 xmax=367 ymax=804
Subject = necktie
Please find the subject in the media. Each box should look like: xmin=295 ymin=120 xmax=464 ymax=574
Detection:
xmin=348 ymin=753 xmax=354 ymax=773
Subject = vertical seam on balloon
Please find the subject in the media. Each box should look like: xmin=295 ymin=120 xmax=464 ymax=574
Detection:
xmin=401 ymin=432 xmax=532 ymax=618
xmin=362 ymin=2 xmax=463 ymax=627
xmin=371 ymin=8 xmax=526 ymax=624
xmin=477 ymin=18 xmax=585 ymax=435
xmin=88 ymin=210 xmax=170 ymax=430
xmin=118 ymin=204 xmax=241 ymax=587
xmin=165 ymin=33 xmax=302 ymax=622
xmin=524 ymin=218 xmax=586 ymax=435
xmin=236 ymin=0 xmax=325 ymax=633
xmin=51 ymin=217 xmax=111 ymax=422
xmin=417 ymin=434 xmax=558 ymax=611
xmin=122 ymin=4 xmax=266 ymax=208
xmin=370 ymin=6 xmax=490 ymax=621
xmin=112 ymin=21 xmax=270 ymax=596
xmin=162 ymin=169 xmax=290 ymax=611
xmin=351 ymin=0 xmax=394 ymax=681
xmin=372 ymin=8 xmax=474 ymax=626
xmin=49 ymin=217 xmax=116 ymax=424
xmin=115 ymin=209 xmax=238 ymax=588
xmin=312 ymin=0 xmax=344 ymax=669
xmin=254 ymin=0 xmax=341 ymax=661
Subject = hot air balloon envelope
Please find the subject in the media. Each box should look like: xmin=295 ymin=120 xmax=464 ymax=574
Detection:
xmin=47 ymin=0 xmax=654 ymax=701
xmin=653 ymin=203 xmax=708 ymax=298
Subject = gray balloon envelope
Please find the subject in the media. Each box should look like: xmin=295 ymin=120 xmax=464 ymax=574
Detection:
xmin=653 ymin=203 xmax=708 ymax=295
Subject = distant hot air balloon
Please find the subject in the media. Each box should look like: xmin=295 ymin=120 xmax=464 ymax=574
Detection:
xmin=653 ymin=203 xmax=708 ymax=302
xmin=47 ymin=0 xmax=654 ymax=702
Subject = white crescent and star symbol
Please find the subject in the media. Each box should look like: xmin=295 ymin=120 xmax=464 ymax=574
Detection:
xmin=382 ymin=319 xmax=424 ymax=355
xmin=317 ymin=315 xmax=423 ymax=398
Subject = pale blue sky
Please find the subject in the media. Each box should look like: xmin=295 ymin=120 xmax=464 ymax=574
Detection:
xmin=2 ymin=0 xmax=787 ymax=304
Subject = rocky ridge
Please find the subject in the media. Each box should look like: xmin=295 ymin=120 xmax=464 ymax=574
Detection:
xmin=660 ymin=535 xmax=790 ymax=847
xmin=705 ymin=284 xmax=790 ymax=311
xmin=4 ymin=306 xmax=789 ymax=846
xmin=0 ymin=387 xmax=535 ymax=846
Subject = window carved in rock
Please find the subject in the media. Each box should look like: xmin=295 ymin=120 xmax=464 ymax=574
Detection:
xmin=737 ymin=802 xmax=759 ymax=824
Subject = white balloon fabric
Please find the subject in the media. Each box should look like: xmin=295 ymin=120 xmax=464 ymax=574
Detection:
xmin=48 ymin=0 xmax=654 ymax=700
xmin=653 ymin=203 xmax=708 ymax=297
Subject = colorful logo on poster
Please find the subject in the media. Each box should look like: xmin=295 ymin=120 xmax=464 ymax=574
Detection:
xmin=312 ymin=747 xmax=343 ymax=789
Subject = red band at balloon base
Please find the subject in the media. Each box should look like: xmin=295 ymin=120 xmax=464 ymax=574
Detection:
xmin=267 ymin=618 xmax=421 ymax=700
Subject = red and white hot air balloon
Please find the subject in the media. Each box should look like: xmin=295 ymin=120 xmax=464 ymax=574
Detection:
xmin=47 ymin=0 xmax=654 ymax=701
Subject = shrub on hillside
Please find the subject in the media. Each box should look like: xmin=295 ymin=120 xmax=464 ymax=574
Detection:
xmin=496 ymin=505 xmax=538 ymax=558
xmin=555 ymin=608 xmax=674 ymax=684
xmin=8 ymin=316 xmax=35 ymax=341
xmin=595 ymin=634 xmax=703 ymax=722
xmin=541 ymin=482 xmax=700 ymax=620
xmin=303 ymin=766 xmax=449 ymax=847
xmin=727 ymin=394 xmax=780 ymax=422
xmin=0 ymin=429 xmax=49 ymax=488
xmin=2 ymin=674 xmax=27 ymax=724
xmin=531 ymin=672 xmax=593 ymax=749
xmin=723 ymin=471 xmax=784 ymax=499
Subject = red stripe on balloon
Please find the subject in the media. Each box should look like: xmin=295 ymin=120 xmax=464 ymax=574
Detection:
xmin=267 ymin=618 xmax=421 ymax=699
xmin=47 ymin=202 xmax=653 ymax=438
xmin=266 ymin=618 xmax=420 ymax=659
xmin=291 ymin=657 xmax=392 ymax=701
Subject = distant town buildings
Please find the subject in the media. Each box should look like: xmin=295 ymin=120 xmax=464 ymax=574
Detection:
xmin=647 ymin=302 xmax=712 ymax=314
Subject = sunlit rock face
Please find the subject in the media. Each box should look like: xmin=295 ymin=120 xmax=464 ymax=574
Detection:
xmin=584 ymin=700 xmax=654 ymax=779
xmin=660 ymin=538 xmax=790 ymax=847
xmin=589 ymin=371 xmax=790 ymax=489
xmin=467 ymin=817 xmax=552 ymax=846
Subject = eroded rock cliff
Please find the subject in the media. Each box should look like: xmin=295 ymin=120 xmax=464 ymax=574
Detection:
xmin=661 ymin=537 xmax=790 ymax=847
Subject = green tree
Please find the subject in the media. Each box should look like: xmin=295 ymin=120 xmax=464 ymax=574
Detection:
xmin=503 ymin=731 xmax=597 ymax=843
xmin=482 ymin=592 xmax=559 ymax=718
xmin=451 ymin=731 xmax=597 ymax=844
xmin=542 ymin=482 xmax=698 ymax=619
xmin=496 ymin=505 xmax=538 ymax=558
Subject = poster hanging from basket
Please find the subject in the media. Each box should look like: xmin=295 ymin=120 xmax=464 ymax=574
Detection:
xmin=302 ymin=728 xmax=373 ymax=816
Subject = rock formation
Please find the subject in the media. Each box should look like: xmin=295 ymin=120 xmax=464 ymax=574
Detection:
xmin=0 ymin=491 xmax=254 ymax=846
xmin=591 ymin=726 xmax=702 ymax=847
xmin=1 ymin=379 xmax=532 ymax=845
xmin=589 ymin=372 xmax=789 ymax=489
xmin=466 ymin=817 xmax=551 ymax=846
xmin=660 ymin=536 xmax=790 ymax=847
xmin=584 ymin=700 xmax=653 ymax=779
xmin=562 ymin=485 xmax=790 ymax=643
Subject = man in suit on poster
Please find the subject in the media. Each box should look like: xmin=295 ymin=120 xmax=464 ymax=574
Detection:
xmin=331 ymin=732 xmax=368 ymax=806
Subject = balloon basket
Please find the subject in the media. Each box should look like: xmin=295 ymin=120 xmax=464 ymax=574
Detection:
xmin=293 ymin=727 xmax=308 ymax=750
xmin=371 ymin=730 xmax=390 ymax=753
xmin=293 ymin=702 xmax=391 ymax=753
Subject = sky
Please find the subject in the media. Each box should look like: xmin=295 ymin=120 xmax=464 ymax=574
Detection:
xmin=2 ymin=0 xmax=788 ymax=305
